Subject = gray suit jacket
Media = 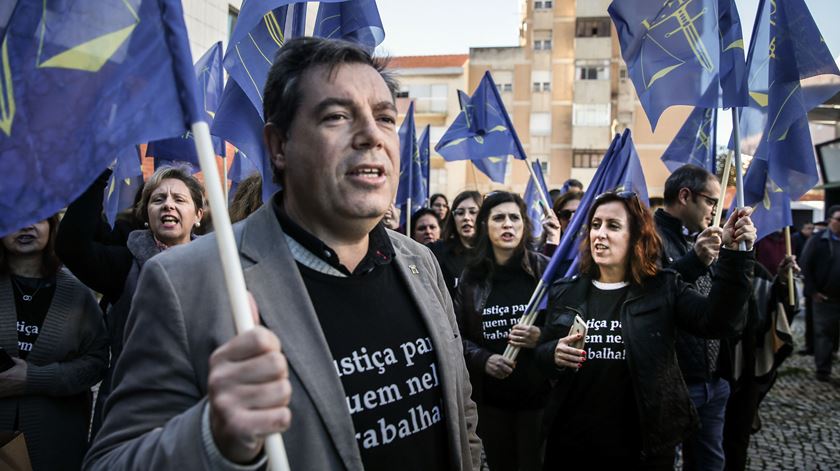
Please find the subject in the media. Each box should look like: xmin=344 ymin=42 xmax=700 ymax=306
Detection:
xmin=84 ymin=203 xmax=481 ymax=470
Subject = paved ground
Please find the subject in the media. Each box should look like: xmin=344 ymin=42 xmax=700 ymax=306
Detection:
xmin=745 ymin=317 xmax=840 ymax=470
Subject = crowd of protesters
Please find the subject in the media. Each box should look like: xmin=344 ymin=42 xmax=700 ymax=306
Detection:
xmin=0 ymin=37 xmax=835 ymax=471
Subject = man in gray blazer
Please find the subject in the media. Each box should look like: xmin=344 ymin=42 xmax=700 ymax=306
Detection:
xmin=85 ymin=37 xmax=481 ymax=470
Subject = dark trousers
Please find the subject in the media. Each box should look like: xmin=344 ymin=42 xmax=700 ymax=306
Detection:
xmin=722 ymin=379 xmax=759 ymax=471
xmin=804 ymin=297 xmax=814 ymax=351
xmin=476 ymin=403 xmax=544 ymax=471
xmin=683 ymin=378 xmax=730 ymax=471
xmin=814 ymin=301 xmax=840 ymax=376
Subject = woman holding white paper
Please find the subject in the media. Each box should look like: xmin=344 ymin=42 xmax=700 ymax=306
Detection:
xmin=535 ymin=191 xmax=756 ymax=469
xmin=453 ymin=191 xmax=555 ymax=471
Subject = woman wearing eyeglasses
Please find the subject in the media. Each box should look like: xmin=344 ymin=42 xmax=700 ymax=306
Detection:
xmin=453 ymin=192 xmax=551 ymax=471
xmin=430 ymin=191 xmax=481 ymax=298
xmin=552 ymin=190 xmax=582 ymax=238
xmin=535 ymin=192 xmax=756 ymax=469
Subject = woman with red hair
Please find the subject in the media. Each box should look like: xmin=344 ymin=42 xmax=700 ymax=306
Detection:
xmin=536 ymin=192 xmax=757 ymax=469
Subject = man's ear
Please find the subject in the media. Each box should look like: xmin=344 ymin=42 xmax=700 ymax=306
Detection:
xmin=264 ymin=122 xmax=286 ymax=175
xmin=678 ymin=187 xmax=692 ymax=206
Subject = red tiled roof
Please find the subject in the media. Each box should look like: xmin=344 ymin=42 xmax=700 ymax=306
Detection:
xmin=388 ymin=54 xmax=468 ymax=69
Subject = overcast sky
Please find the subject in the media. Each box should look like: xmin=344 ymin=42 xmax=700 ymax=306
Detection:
xmin=376 ymin=0 xmax=840 ymax=59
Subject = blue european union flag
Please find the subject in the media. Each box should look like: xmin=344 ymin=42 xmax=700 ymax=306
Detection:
xmin=147 ymin=42 xmax=225 ymax=165
xmin=610 ymin=0 xmax=749 ymax=130
xmin=313 ymin=0 xmax=384 ymax=53
xmin=661 ymin=107 xmax=717 ymax=174
xmin=0 ymin=0 xmax=200 ymax=237
xmin=524 ymin=160 xmax=550 ymax=238
xmin=735 ymin=0 xmax=840 ymax=203
xmin=436 ymin=73 xmax=527 ymax=183
xmin=550 ymin=130 xmax=649 ymax=279
xmin=104 ymin=146 xmax=143 ymax=228
xmin=415 ymin=124 xmax=431 ymax=208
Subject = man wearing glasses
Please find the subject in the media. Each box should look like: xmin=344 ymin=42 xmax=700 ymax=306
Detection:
xmin=653 ymin=164 xmax=729 ymax=471
xmin=800 ymin=205 xmax=840 ymax=382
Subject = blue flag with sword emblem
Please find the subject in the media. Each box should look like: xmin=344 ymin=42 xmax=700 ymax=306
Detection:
xmin=147 ymin=41 xmax=225 ymax=165
xmin=212 ymin=0 xmax=383 ymax=204
xmin=734 ymin=0 xmax=840 ymax=208
xmin=661 ymin=106 xmax=717 ymax=173
xmin=436 ymin=73 xmax=527 ymax=183
xmin=211 ymin=2 xmax=308 ymax=203
xmin=524 ymin=160 xmax=550 ymax=238
xmin=456 ymin=89 xmax=507 ymax=183
xmin=313 ymin=0 xmax=384 ymax=53
xmin=609 ymin=0 xmax=749 ymax=130
xmin=0 ymin=0 xmax=200 ymax=237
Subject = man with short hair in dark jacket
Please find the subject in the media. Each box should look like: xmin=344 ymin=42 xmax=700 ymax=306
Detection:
xmin=800 ymin=205 xmax=840 ymax=382
xmin=654 ymin=165 xmax=730 ymax=471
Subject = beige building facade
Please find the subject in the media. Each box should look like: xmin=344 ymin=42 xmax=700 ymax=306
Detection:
xmin=393 ymin=0 xmax=692 ymax=199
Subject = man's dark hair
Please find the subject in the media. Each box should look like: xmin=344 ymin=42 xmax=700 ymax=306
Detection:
xmin=828 ymin=205 xmax=840 ymax=220
xmin=564 ymin=179 xmax=584 ymax=191
xmin=663 ymin=164 xmax=717 ymax=206
xmin=263 ymin=37 xmax=399 ymax=185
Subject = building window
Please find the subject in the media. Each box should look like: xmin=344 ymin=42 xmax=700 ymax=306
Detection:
xmin=573 ymin=103 xmax=611 ymax=126
xmin=575 ymin=60 xmax=610 ymax=80
xmin=228 ymin=6 xmax=239 ymax=40
xmin=619 ymin=67 xmax=628 ymax=80
xmin=539 ymin=160 xmax=550 ymax=175
xmin=407 ymin=84 xmax=448 ymax=113
xmin=534 ymin=39 xmax=552 ymax=50
xmin=575 ymin=17 xmax=611 ymax=38
xmin=532 ymin=71 xmax=551 ymax=93
xmin=545 ymin=1 xmax=553 ymax=7
xmin=532 ymin=81 xmax=550 ymax=92
xmin=573 ymin=150 xmax=606 ymax=168
xmin=535 ymin=0 xmax=552 ymax=9
xmin=530 ymin=112 xmax=552 ymax=136
xmin=534 ymin=1 xmax=543 ymax=8
xmin=500 ymin=83 xmax=513 ymax=92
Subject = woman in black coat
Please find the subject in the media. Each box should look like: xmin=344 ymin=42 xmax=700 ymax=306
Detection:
xmin=55 ymin=166 xmax=205 ymax=430
xmin=454 ymin=192 xmax=556 ymax=471
xmin=536 ymin=192 xmax=757 ymax=469
xmin=430 ymin=190 xmax=481 ymax=298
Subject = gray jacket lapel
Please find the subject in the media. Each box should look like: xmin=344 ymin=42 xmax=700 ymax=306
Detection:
xmin=238 ymin=206 xmax=363 ymax=470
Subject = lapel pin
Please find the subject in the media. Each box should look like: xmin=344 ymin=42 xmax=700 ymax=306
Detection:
xmin=409 ymin=264 xmax=419 ymax=274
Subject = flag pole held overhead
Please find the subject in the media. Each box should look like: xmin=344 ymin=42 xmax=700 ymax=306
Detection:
xmin=731 ymin=108 xmax=746 ymax=251
xmin=713 ymin=152 xmax=733 ymax=228
xmin=192 ymin=122 xmax=291 ymax=471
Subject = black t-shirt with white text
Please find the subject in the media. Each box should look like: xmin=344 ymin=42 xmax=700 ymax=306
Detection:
xmin=11 ymin=275 xmax=56 ymax=359
xmin=550 ymin=281 xmax=640 ymax=459
xmin=475 ymin=259 xmax=548 ymax=409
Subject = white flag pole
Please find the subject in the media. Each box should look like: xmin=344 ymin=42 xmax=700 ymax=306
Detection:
xmin=192 ymin=122 xmax=291 ymax=471
xmin=731 ymin=108 xmax=747 ymax=251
